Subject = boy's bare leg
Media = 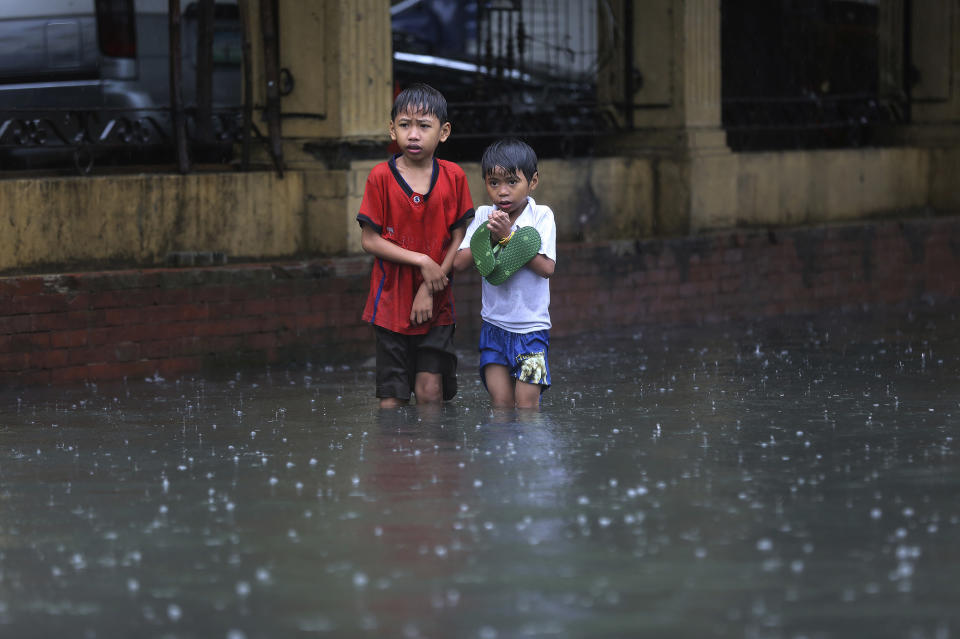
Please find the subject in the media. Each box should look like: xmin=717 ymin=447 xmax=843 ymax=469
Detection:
xmin=379 ymin=397 xmax=408 ymax=409
xmin=483 ymin=364 xmax=516 ymax=408
xmin=514 ymin=381 xmax=541 ymax=410
xmin=414 ymin=371 xmax=444 ymax=404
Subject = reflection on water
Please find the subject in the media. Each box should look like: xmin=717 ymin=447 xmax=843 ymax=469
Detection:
xmin=1 ymin=307 xmax=959 ymax=638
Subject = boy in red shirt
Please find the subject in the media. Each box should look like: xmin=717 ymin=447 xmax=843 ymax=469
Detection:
xmin=357 ymin=84 xmax=475 ymax=408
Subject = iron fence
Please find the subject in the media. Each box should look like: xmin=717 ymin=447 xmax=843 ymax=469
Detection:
xmin=0 ymin=106 xmax=244 ymax=173
xmin=722 ymin=94 xmax=906 ymax=151
xmin=0 ymin=0 xmax=916 ymax=174
xmin=392 ymin=0 xmax=616 ymax=160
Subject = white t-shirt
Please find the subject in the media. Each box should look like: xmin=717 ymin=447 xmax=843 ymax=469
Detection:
xmin=459 ymin=197 xmax=557 ymax=333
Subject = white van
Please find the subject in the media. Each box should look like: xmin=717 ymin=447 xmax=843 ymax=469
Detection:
xmin=0 ymin=0 xmax=150 ymax=110
xmin=0 ymin=0 xmax=240 ymax=166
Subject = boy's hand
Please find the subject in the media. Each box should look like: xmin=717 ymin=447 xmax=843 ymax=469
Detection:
xmin=410 ymin=284 xmax=434 ymax=325
xmin=418 ymin=255 xmax=448 ymax=293
xmin=487 ymin=209 xmax=512 ymax=243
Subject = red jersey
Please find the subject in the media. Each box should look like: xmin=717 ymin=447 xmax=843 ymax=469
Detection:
xmin=357 ymin=155 xmax=474 ymax=334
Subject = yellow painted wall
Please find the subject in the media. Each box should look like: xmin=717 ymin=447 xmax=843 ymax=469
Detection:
xmin=929 ymin=147 xmax=960 ymax=212
xmin=0 ymin=172 xmax=305 ymax=272
xmin=461 ymin=158 xmax=656 ymax=241
xmin=688 ymin=148 xmax=932 ymax=232
xmin=243 ymin=0 xmax=392 ymax=144
xmin=0 ymin=146 xmax=955 ymax=274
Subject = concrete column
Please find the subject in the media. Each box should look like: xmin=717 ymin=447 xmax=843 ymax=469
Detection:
xmin=599 ymin=0 xmax=726 ymax=151
xmin=598 ymin=0 xmax=729 ymax=235
xmin=240 ymin=0 xmax=392 ymax=255
xmin=241 ymin=0 xmax=392 ymax=164
xmin=681 ymin=0 xmax=723 ymax=137
xmin=894 ymin=1 xmax=960 ymax=212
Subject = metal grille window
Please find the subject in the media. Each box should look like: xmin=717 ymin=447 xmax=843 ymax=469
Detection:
xmin=392 ymin=0 xmax=611 ymax=160
xmin=721 ymin=0 xmax=907 ymax=151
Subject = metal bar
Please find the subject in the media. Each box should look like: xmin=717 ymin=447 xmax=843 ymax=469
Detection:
xmin=238 ymin=0 xmax=253 ymax=170
xmin=169 ymin=0 xmax=190 ymax=173
xmin=552 ymin=0 xmax=559 ymax=72
xmin=623 ymin=0 xmax=634 ymax=130
xmin=903 ymin=0 xmax=913 ymax=122
xmin=196 ymin=0 xmax=215 ymax=144
xmin=260 ymin=0 xmax=284 ymax=177
xmin=474 ymin=0 xmax=484 ymax=97
xmin=517 ymin=0 xmax=525 ymax=75
xmin=497 ymin=8 xmax=504 ymax=76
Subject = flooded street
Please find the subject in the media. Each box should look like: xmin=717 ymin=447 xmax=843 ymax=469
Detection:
xmin=2 ymin=306 xmax=959 ymax=638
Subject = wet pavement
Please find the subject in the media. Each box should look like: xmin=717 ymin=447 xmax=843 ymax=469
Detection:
xmin=1 ymin=305 xmax=959 ymax=638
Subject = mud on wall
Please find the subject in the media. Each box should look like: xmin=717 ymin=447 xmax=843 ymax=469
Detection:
xmin=0 ymin=172 xmax=306 ymax=273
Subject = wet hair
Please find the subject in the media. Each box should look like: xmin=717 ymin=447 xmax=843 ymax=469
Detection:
xmin=391 ymin=83 xmax=448 ymax=123
xmin=481 ymin=138 xmax=538 ymax=182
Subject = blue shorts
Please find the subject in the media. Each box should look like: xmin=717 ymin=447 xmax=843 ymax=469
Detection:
xmin=478 ymin=321 xmax=551 ymax=391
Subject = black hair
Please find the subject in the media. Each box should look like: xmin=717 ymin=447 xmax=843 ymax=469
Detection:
xmin=481 ymin=138 xmax=538 ymax=182
xmin=391 ymin=83 xmax=448 ymax=123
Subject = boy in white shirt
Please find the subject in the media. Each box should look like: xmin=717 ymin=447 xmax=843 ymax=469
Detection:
xmin=454 ymin=138 xmax=557 ymax=409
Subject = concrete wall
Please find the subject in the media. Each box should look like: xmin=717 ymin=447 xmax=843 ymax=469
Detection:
xmin=461 ymin=157 xmax=658 ymax=242
xmin=1 ymin=155 xmax=658 ymax=271
xmin=2 ymin=145 xmax=955 ymax=274
xmin=929 ymin=147 xmax=960 ymax=212
xmin=689 ymin=147 xmax=935 ymax=232
xmin=0 ymin=171 xmax=305 ymax=272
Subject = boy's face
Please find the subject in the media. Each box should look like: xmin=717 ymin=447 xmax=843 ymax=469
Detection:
xmin=484 ymin=166 xmax=538 ymax=217
xmin=389 ymin=108 xmax=450 ymax=164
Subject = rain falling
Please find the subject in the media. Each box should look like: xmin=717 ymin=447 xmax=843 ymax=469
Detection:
xmin=1 ymin=305 xmax=958 ymax=638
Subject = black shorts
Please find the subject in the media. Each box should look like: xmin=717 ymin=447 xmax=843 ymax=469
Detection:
xmin=375 ymin=324 xmax=458 ymax=401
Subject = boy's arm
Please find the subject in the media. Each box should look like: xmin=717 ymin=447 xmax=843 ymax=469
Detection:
xmin=360 ymin=224 xmax=448 ymax=293
xmin=527 ymin=254 xmax=555 ymax=279
xmin=410 ymin=226 xmax=467 ymax=325
xmin=453 ymin=247 xmax=473 ymax=272
xmin=526 ymin=208 xmax=557 ymax=279
xmin=441 ymin=226 xmax=466 ymax=275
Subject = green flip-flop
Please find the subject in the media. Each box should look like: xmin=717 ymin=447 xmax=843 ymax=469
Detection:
xmin=470 ymin=221 xmax=497 ymax=277
xmin=485 ymin=226 xmax=542 ymax=286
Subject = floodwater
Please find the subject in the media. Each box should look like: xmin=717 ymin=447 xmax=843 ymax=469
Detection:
xmin=1 ymin=306 xmax=959 ymax=639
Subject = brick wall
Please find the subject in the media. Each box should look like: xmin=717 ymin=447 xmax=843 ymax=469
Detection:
xmin=2 ymin=217 xmax=959 ymax=387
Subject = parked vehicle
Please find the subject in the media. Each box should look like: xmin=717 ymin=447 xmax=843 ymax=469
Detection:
xmin=0 ymin=0 xmax=143 ymax=110
xmin=0 ymin=0 xmax=241 ymax=169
